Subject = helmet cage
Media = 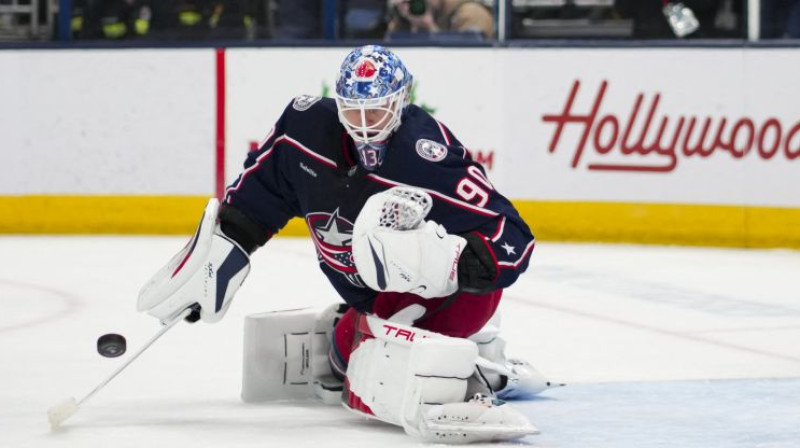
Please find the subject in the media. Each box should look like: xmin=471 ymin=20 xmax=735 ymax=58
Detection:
xmin=335 ymin=86 xmax=409 ymax=145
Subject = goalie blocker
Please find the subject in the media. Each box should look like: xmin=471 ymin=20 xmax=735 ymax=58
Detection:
xmin=137 ymin=199 xmax=252 ymax=324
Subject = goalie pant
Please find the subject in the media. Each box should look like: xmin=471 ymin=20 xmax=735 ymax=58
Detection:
xmin=329 ymin=289 xmax=502 ymax=381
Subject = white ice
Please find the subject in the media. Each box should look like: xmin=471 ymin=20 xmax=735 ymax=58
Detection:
xmin=1 ymin=236 xmax=799 ymax=448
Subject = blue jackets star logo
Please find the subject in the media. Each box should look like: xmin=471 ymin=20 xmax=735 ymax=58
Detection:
xmin=314 ymin=211 xmax=352 ymax=247
xmin=306 ymin=209 xmax=364 ymax=288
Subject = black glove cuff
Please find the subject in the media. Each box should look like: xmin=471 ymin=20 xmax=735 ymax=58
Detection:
xmin=218 ymin=203 xmax=271 ymax=254
xmin=457 ymin=232 xmax=499 ymax=294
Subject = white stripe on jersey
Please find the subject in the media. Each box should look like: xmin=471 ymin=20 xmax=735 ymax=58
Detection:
xmin=436 ymin=120 xmax=451 ymax=145
xmin=366 ymin=173 xmax=499 ymax=218
xmin=283 ymin=136 xmax=338 ymax=168
xmin=498 ymin=240 xmax=535 ymax=268
xmin=490 ymin=216 xmax=506 ymax=242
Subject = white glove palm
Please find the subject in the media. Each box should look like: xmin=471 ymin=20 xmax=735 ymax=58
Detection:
xmin=352 ymin=188 xmax=465 ymax=299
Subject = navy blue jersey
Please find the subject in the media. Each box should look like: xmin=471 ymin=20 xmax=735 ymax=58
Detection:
xmin=224 ymin=96 xmax=534 ymax=312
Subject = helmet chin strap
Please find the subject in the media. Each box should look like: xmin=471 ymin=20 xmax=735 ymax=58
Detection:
xmin=355 ymin=140 xmax=388 ymax=171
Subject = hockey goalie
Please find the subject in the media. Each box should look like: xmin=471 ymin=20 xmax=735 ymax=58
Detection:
xmin=138 ymin=45 xmax=558 ymax=443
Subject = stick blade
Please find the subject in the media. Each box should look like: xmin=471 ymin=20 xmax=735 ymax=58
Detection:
xmin=48 ymin=397 xmax=78 ymax=430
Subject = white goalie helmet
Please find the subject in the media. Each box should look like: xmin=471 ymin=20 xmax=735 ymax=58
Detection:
xmin=334 ymin=45 xmax=413 ymax=145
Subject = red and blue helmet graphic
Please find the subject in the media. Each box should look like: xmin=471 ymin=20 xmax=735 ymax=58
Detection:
xmin=335 ymin=45 xmax=413 ymax=101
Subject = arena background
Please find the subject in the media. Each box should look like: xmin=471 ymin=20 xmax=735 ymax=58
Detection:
xmin=3 ymin=4 xmax=800 ymax=448
xmin=1 ymin=46 xmax=798 ymax=247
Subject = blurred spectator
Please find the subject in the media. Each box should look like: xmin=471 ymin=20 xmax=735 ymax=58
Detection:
xmin=616 ymin=0 xmax=740 ymax=39
xmin=387 ymin=0 xmax=494 ymax=40
xmin=78 ymin=0 xmax=153 ymax=40
xmin=761 ymin=0 xmax=800 ymax=38
xmin=74 ymin=0 xmax=253 ymax=41
xmin=69 ymin=0 xmax=88 ymax=39
xmin=157 ymin=0 xmax=253 ymax=40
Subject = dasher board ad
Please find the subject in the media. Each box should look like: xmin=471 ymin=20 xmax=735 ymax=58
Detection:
xmin=227 ymin=48 xmax=799 ymax=208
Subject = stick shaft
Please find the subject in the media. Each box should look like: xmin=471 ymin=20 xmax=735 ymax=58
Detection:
xmin=77 ymin=308 xmax=191 ymax=406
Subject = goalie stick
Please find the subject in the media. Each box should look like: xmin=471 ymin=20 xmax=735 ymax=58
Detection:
xmin=47 ymin=306 xmax=195 ymax=430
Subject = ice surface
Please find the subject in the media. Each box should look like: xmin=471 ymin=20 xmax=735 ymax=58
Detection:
xmin=1 ymin=236 xmax=799 ymax=447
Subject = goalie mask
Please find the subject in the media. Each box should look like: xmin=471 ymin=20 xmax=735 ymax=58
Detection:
xmin=335 ymin=45 xmax=413 ymax=170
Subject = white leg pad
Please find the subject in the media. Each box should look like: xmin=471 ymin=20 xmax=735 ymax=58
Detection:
xmin=241 ymin=307 xmax=341 ymax=404
xmin=345 ymin=315 xmax=538 ymax=443
xmin=345 ymin=336 xmax=412 ymax=425
xmin=345 ymin=327 xmax=477 ymax=428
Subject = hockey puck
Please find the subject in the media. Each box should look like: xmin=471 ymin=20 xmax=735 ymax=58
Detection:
xmin=97 ymin=333 xmax=127 ymax=358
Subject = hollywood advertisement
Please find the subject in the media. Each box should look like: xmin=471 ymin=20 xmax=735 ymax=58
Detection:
xmin=501 ymin=49 xmax=800 ymax=207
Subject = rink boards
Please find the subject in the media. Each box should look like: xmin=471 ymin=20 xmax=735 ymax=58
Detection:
xmin=1 ymin=47 xmax=799 ymax=247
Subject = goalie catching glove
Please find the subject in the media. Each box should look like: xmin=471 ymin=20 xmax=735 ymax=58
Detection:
xmin=352 ymin=187 xmax=498 ymax=299
xmin=137 ymin=198 xmax=251 ymax=324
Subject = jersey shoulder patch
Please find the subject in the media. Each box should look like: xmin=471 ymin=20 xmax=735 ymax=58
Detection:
xmin=292 ymin=95 xmax=322 ymax=111
xmin=415 ymin=138 xmax=448 ymax=162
